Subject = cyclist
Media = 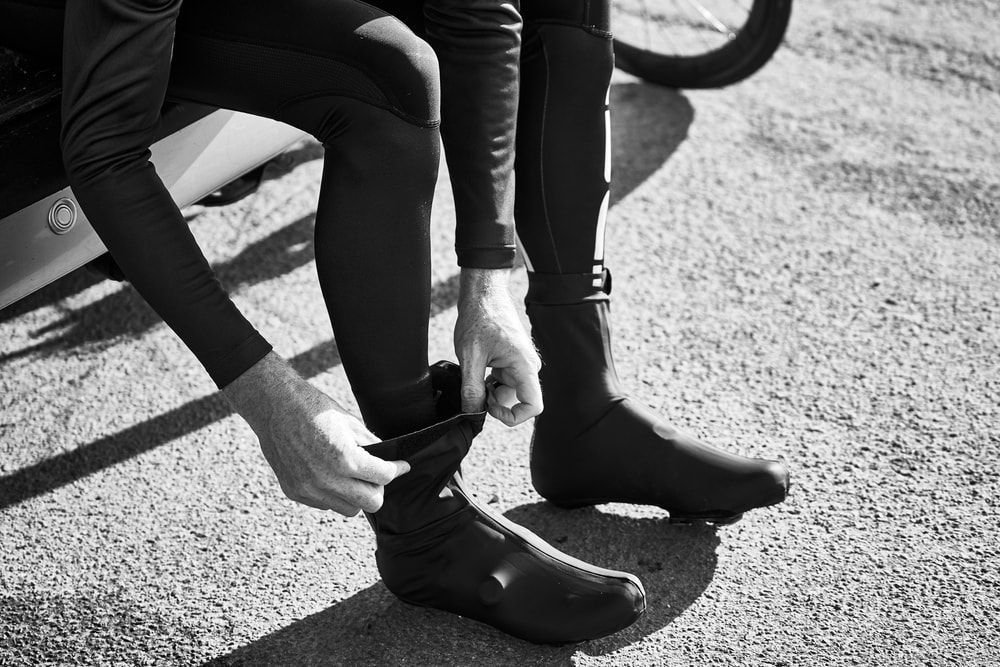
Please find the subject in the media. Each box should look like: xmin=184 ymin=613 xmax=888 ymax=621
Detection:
xmin=0 ymin=0 xmax=645 ymax=643
xmin=0 ymin=0 xmax=787 ymax=642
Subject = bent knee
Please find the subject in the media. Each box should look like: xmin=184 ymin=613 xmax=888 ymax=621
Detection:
xmin=354 ymin=16 xmax=441 ymax=127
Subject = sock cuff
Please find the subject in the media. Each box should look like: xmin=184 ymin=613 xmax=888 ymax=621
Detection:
xmin=525 ymin=269 xmax=611 ymax=305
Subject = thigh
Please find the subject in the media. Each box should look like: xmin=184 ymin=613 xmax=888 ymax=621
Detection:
xmin=168 ymin=0 xmax=437 ymax=128
xmin=0 ymin=0 xmax=431 ymax=116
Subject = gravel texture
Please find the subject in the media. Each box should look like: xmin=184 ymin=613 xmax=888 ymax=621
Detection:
xmin=2 ymin=1 xmax=998 ymax=664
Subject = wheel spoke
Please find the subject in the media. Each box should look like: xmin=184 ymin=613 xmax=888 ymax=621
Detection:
xmin=685 ymin=0 xmax=737 ymax=39
xmin=641 ymin=0 xmax=654 ymax=52
xmin=650 ymin=0 xmax=681 ymax=53
xmin=612 ymin=0 xmax=754 ymax=57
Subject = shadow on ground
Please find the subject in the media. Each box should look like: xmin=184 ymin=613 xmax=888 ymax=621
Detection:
xmin=610 ymin=82 xmax=692 ymax=208
xmin=206 ymin=503 xmax=718 ymax=666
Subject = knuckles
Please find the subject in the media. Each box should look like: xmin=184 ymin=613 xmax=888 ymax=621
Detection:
xmin=518 ymin=350 xmax=543 ymax=373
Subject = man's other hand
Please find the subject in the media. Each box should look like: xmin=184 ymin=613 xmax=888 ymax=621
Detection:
xmin=454 ymin=267 xmax=543 ymax=426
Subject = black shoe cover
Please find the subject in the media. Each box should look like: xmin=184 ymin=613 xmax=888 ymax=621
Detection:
xmin=526 ymin=271 xmax=789 ymax=524
xmin=363 ymin=362 xmax=646 ymax=645
xmin=532 ymin=397 xmax=789 ymax=523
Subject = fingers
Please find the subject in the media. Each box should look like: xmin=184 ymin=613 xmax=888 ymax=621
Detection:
xmin=486 ymin=362 xmax=544 ymax=427
xmin=287 ymin=475 xmax=387 ymax=515
xmin=254 ymin=386 xmax=412 ymax=515
xmin=485 ymin=393 xmax=516 ymax=426
xmin=279 ymin=480 xmax=361 ymax=516
xmin=333 ymin=477 xmax=385 ymax=514
xmin=277 ymin=444 xmax=409 ymax=515
xmin=315 ymin=449 xmax=410 ymax=513
xmin=511 ymin=363 xmax=543 ymax=421
xmin=323 ymin=496 xmax=363 ymax=518
xmin=460 ymin=347 xmax=488 ymax=413
xmin=510 ymin=400 xmax=543 ymax=424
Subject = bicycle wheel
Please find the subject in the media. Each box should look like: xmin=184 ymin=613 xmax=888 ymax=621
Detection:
xmin=612 ymin=0 xmax=792 ymax=89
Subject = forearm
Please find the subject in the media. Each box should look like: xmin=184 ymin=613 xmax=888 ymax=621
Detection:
xmin=423 ymin=0 xmax=521 ymax=269
xmin=72 ymin=169 xmax=272 ymax=387
xmin=60 ymin=0 xmax=271 ymax=388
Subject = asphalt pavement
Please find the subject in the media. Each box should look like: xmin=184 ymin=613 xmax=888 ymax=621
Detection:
xmin=2 ymin=1 xmax=998 ymax=664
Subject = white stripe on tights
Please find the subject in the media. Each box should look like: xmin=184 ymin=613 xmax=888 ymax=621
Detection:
xmin=595 ymin=83 xmax=612 ymax=284
xmin=593 ymin=189 xmax=610 ymax=271
xmin=603 ymin=107 xmax=612 ymax=184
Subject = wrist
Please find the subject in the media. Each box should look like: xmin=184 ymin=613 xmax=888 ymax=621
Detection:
xmin=459 ymin=267 xmax=512 ymax=304
xmin=221 ymin=351 xmax=310 ymax=424
xmin=456 ymin=246 xmax=517 ymax=269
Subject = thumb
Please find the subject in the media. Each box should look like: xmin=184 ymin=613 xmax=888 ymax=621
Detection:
xmin=460 ymin=353 xmax=487 ymax=413
xmin=354 ymin=452 xmax=411 ymax=485
xmin=389 ymin=459 xmax=410 ymax=480
xmin=385 ymin=459 xmax=410 ymax=482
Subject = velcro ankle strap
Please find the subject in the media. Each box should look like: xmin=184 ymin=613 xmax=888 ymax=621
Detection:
xmin=525 ymin=269 xmax=611 ymax=305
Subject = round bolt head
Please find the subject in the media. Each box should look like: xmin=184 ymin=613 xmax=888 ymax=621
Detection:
xmin=48 ymin=198 xmax=78 ymax=235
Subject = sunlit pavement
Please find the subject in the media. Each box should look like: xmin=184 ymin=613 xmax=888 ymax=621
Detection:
xmin=2 ymin=3 xmax=998 ymax=664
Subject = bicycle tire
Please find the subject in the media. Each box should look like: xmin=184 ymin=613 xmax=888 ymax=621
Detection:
xmin=612 ymin=0 xmax=793 ymax=89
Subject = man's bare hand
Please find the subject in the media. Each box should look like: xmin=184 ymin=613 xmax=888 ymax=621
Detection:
xmin=222 ymin=352 xmax=409 ymax=515
xmin=455 ymin=268 xmax=543 ymax=426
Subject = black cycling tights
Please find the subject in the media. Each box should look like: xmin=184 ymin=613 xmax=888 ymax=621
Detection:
xmin=1 ymin=0 xmax=442 ymax=438
xmin=384 ymin=0 xmax=616 ymax=282
xmin=515 ymin=0 xmax=615 ymax=283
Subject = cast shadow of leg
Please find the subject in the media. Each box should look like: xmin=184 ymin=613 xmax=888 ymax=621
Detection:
xmin=206 ymin=501 xmax=718 ymax=666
